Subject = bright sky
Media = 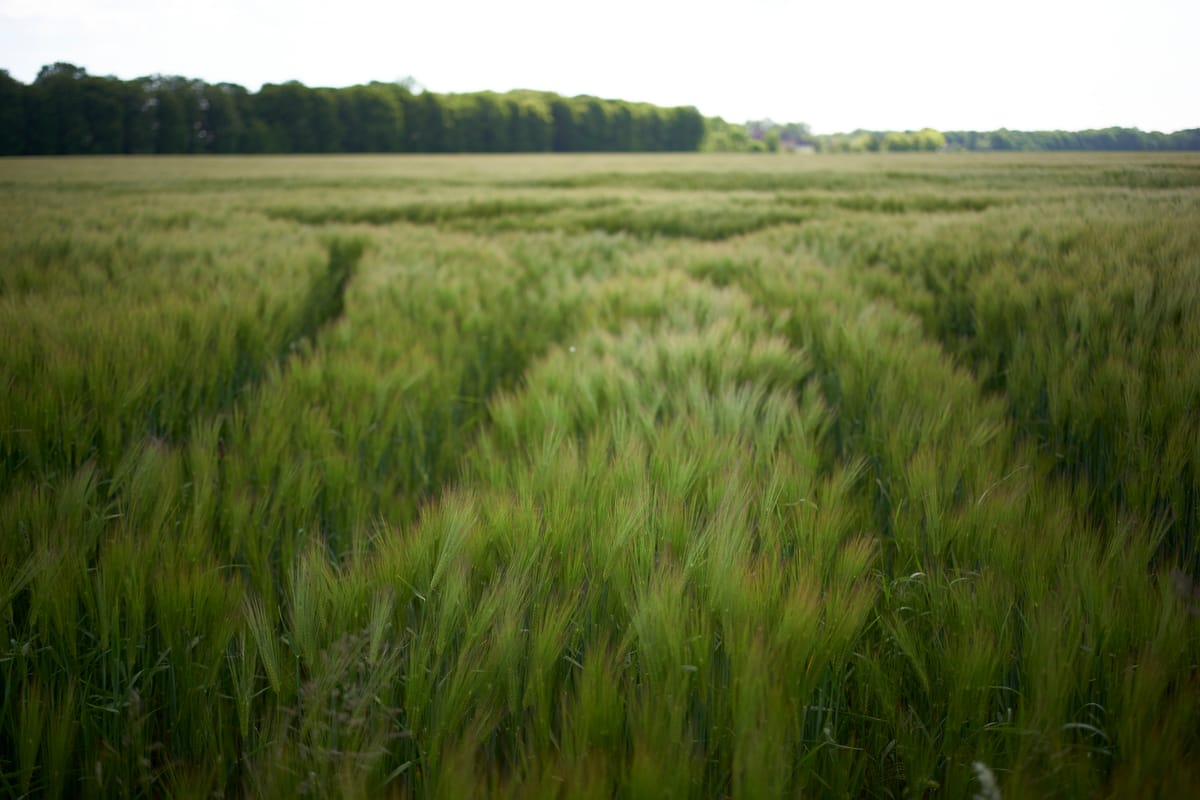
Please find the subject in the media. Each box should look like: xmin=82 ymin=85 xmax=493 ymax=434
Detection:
xmin=1 ymin=0 xmax=1196 ymax=134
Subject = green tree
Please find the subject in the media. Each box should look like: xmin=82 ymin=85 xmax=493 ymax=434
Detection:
xmin=312 ymin=89 xmax=344 ymax=152
xmin=150 ymin=77 xmax=198 ymax=153
xmin=200 ymin=83 xmax=249 ymax=153
xmin=914 ymin=128 xmax=946 ymax=151
xmin=609 ymin=103 xmax=633 ymax=150
xmin=702 ymin=117 xmax=759 ymax=152
xmin=510 ymin=96 xmax=553 ymax=152
xmin=471 ymin=93 xmax=510 ymax=152
xmin=406 ymin=91 xmax=446 ymax=152
xmin=29 ymin=63 xmax=90 ymax=153
xmin=0 ymin=70 xmax=27 ymax=154
xmin=632 ymin=107 xmax=662 ymax=151
xmin=665 ymin=106 xmax=705 ymax=150
xmin=881 ymin=131 xmax=906 ymax=151
xmin=579 ymin=99 xmax=608 ymax=151
xmin=152 ymin=90 xmax=187 ymax=152
xmin=80 ymin=74 xmax=126 ymax=153
xmin=988 ymin=129 xmax=1014 ymax=150
xmin=359 ymin=84 xmax=404 ymax=151
xmin=339 ymin=85 xmax=403 ymax=152
xmin=1171 ymin=129 xmax=1200 ymax=149
xmin=257 ymin=82 xmax=317 ymax=152
xmin=550 ymin=98 xmax=578 ymax=151
xmin=117 ymin=78 xmax=154 ymax=154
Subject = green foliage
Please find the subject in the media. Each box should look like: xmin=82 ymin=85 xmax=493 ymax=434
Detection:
xmin=0 ymin=65 xmax=707 ymax=155
xmin=943 ymin=126 xmax=1200 ymax=151
xmin=702 ymin=118 xmax=817 ymax=153
xmin=815 ymin=127 xmax=1200 ymax=153
xmin=1 ymin=152 xmax=1199 ymax=798
xmin=5 ymin=63 xmax=1198 ymax=157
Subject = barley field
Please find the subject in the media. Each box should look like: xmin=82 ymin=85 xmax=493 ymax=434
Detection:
xmin=2 ymin=152 xmax=1199 ymax=798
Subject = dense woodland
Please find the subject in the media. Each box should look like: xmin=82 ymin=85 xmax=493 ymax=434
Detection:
xmin=0 ymin=64 xmax=706 ymax=155
xmin=2 ymin=63 xmax=1198 ymax=156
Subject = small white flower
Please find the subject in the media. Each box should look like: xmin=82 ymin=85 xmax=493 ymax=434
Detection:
xmin=972 ymin=761 xmax=1002 ymax=800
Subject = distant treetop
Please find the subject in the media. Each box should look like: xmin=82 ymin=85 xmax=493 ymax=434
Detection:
xmin=0 ymin=64 xmax=706 ymax=155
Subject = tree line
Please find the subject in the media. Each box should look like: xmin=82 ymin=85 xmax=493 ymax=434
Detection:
xmin=0 ymin=63 xmax=706 ymax=155
xmin=942 ymin=128 xmax=1200 ymax=151
xmin=6 ymin=63 xmax=1195 ymax=157
xmin=703 ymin=121 xmax=1200 ymax=154
xmin=812 ymin=127 xmax=1199 ymax=153
xmin=814 ymin=129 xmax=947 ymax=153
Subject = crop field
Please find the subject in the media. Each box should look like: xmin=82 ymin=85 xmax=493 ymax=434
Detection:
xmin=2 ymin=152 xmax=1199 ymax=798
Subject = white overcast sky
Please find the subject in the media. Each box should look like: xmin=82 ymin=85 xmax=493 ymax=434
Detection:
xmin=1 ymin=0 xmax=1196 ymax=133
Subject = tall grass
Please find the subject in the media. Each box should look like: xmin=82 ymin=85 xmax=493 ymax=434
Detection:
xmin=1 ymin=153 xmax=1198 ymax=797
xmin=789 ymin=188 xmax=1200 ymax=562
